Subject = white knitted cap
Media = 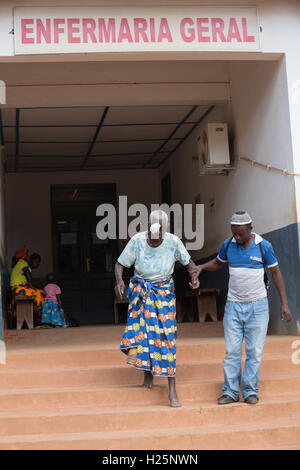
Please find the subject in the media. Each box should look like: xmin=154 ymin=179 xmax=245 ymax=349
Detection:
xmin=231 ymin=211 xmax=252 ymax=225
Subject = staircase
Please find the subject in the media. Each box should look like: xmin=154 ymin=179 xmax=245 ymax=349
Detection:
xmin=0 ymin=323 xmax=299 ymax=450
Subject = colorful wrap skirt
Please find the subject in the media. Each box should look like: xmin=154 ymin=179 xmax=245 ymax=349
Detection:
xmin=120 ymin=276 xmax=177 ymax=377
xmin=8 ymin=284 xmax=44 ymax=325
xmin=42 ymin=299 xmax=63 ymax=326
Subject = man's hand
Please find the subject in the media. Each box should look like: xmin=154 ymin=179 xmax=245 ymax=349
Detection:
xmin=115 ymin=280 xmax=125 ymax=300
xmin=281 ymin=304 xmax=292 ymax=323
xmin=195 ymin=265 xmax=203 ymax=277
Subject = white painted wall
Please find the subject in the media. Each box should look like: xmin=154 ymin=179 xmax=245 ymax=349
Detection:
xmin=0 ymin=147 xmax=6 ymax=266
xmin=160 ymin=59 xmax=295 ymax=259
xmin=5 ymin=169 xmax=160 ymax=277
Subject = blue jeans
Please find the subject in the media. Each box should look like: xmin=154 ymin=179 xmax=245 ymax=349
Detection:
xmin=222 ymin=297 xmax=269 ymax=400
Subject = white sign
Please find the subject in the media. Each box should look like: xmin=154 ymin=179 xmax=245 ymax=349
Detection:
xmin=14 ymin=5 xmax=260 ymax=55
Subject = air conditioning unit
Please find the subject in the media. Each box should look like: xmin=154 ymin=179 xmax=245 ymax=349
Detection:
xmin=197 ymin=123 xmax=230 ymax=168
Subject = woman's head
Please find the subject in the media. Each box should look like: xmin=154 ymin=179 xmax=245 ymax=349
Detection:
xmin=14 ymin=246 xmax=29 ymax=261
xmin=149 ymin=210 xmax=168 ymax=239
xmin=29 ymin=253 xmax=41 ymax=270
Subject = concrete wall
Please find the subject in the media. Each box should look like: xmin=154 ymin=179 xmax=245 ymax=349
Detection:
xmin=159 ymin=58 xmax=299 ymax=330
xmin=0 ymin=143 xmax=6 ymax=339
xmin=161 ymin=59 xmax=295 ymax=255
xmin=5 ymin=169 xmax=160 ymax=278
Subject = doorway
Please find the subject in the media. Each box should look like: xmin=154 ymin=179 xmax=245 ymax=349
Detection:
xmin=51 ymin=184 xmax=117 ymax=325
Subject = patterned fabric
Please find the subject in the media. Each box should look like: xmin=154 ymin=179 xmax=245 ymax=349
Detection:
xmin=117 ymin=231 xmax=191 ymax=282
xmin=14 ymin=246 xmax=29 ymax=261
xmin=120 ymin=276 xmax=177 ymax=377
xmin=8 ymin=284 xmax=44 ymax=325
xmin=42 ymin=299 xmax=63 ymax=326
xmin=10 ymin=259 xmax=29 ymax=287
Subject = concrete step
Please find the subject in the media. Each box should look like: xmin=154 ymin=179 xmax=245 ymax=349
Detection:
xmin=0 ymin=420 xmax=299 ymax=450
xmin=0 ymin=356 xmax=298 ymax=390
xmin=3 ymin=337 xmax=297 ymax=370
xmin=0 ymin=397 xmax=299 ymax=437
xmin=0 ymin=375 xmax=298 ymax=412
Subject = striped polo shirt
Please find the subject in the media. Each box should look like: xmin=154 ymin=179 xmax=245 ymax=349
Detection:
xmin=217 ymin=233 xmax=278 ymax=302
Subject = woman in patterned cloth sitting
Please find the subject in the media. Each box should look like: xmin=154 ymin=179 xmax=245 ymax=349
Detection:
xmin=114 ymin=210 xmax=199 ymax=408
xmin=8 ymin=248 xmax=44 ymax=327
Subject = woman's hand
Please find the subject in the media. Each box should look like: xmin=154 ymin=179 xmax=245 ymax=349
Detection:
xmin=115 ymin=280 xmax=125 ymax=299
xmin=189 ymin=272 xmax=200 ymax=290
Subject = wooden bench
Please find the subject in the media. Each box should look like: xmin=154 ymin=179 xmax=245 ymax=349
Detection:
xmin=15 ymin=295 xmax=34 ymax=330
xmin=176 ymin=288 xmax=220 ymax=323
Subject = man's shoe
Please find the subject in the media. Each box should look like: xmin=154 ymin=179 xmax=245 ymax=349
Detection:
xmin=244 ymin=395 xmax=259 ymax=404
xmin=217 ymin=394 xmax=239 ymax=405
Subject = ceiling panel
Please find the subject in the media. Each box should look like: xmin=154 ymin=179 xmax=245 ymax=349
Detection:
xmin=10 ymin=157 xmax=81 ymax=169
xmin=3 ymin=127 xmax=16 ymax=143
xmin=86 ymin=154 xmax=152 ymax=166
xmin=20 ymin=107 xmax=106 ymax=126
xmin=1 ymin=104 xmax=215 ymax=172
xmin=19 ymin=143 xmax=88 ymax=156
xmin=99 ymin=124 xmax=174 ymax=141
xmin=172 ymin=123 xmax=195 ymax=139
xmin=1 ymin=108 xmax=16 ymax=126
xmin=91 ymin=140 xmax=162 ymax=155
xmin=105 ymin=105 xmax=193 ymax=125
xmin=185 ymin=105 xmax=211 ymax=122
xmin=18 ymin=126 xmax=95 ymax=142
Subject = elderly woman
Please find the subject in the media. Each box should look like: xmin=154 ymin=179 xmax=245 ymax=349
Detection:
xmin=114 ymin=210 xmax=199 ymax=407
xmin=9 ymin=252 xmax=44 ymax=327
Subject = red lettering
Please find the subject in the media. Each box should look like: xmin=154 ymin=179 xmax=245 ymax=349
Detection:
xmin=36 ymin=18 xmax=51 ymax=44
xmin=21 ymin=19 xmax=34 ymax=44
xmin=53 ymin=19 xmax=65 ymax=43
xmin=98 ymin=19 xmax=116 ymax=43
xmin=157 ymin=18 xmax=173 ymax=42
xmin=82 ymin=18 xmax=97 ymax=43
xmin=242 ymin=18 xmax=255 ymax=42
xmin=227 ymin=18 xmax=242 ymax=42
xmin=68 ymin=18 xmax=80 ymax=43
xmin=118 ymin=18 xmax=133 ymax=43
xmin=196 ymin=18 xmax=210 ymax=42
xmin=134 ymin=18 xmax=148 ymax=43
xmin=149 ymin=18 xmax=155 ymax=42
xmin=211 ymin=18 xmax=226 ymax=42
xmin=180 ymin=18 xmax=195 ymax=43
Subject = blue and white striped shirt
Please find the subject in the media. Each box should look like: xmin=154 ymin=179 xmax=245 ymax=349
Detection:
xmin=217 ymin=233 xmax=278 ymax=302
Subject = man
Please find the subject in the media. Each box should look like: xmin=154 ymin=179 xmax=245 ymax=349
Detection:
xmin=115 ymin=210 xmax=199 ymax=407
xmin=195 ymin=211 xmax=292 ymax=405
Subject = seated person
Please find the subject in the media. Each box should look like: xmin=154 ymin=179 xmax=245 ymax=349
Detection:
xmin=41 ymin=273 xmax=67 ymax=327
xmin=8 ymin=252 xmax=44 ymax=327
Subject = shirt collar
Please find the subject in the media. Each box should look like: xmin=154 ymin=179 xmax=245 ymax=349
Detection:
xmin=231 ymin=233 xmax=262 ymax=244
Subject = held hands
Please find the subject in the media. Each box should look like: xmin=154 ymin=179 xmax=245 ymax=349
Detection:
xmin=189 ymin=276 xmax=200 ymax=289
xmin=281 ymin=304 xmax=292 ymax=323
xmin=115 ymin=280 xmax=125 ymax=300
xmin=189 ymin=266 xmax=202 ymax=290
